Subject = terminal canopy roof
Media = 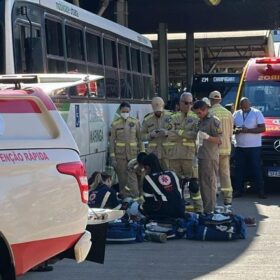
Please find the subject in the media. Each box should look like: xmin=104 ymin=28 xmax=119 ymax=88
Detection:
xmin=79 ymin=0 xmax=280 ymax=33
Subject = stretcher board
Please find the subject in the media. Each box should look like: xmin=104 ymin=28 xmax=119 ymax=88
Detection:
xmin=88 ymin=208 xmax=125 ymax=225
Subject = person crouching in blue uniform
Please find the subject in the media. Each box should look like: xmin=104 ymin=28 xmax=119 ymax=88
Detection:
xmin=88 ymin=171 xmax=122 ymax=210
xmin=139 ymin=153 xmax=185 ymax=221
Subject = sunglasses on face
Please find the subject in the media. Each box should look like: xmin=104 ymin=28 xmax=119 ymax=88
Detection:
xmin=181 ymin=101 xmax=193 ymax=105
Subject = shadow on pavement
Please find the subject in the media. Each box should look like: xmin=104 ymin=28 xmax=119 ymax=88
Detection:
xmin=23 ymin=194 xmax=280 ymax=280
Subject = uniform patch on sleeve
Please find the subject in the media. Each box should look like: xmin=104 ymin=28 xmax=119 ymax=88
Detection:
xmin=214 ymin=118 xmax=222 ymax=133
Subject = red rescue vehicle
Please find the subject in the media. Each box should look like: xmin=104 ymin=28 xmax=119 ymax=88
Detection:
xmin=234 ymin=57 xmax=280 ymax=184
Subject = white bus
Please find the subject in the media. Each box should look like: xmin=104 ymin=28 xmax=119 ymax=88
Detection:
xmin=0 ymin=0 xmax=155 ymax=174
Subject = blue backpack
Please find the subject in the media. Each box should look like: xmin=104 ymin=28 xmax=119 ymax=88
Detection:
xmin=183 ymin=213 xmax=247 ymax=241
xmin=106 ymin=220 xmax=145 ymax=243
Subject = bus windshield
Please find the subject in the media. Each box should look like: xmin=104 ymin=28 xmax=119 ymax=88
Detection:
xmin=241 ymin=81 xmax=280 ymax=117
xmin=0 ymin=0 xmax=4 ymax=74
xmin=191 ymin=74 xmax=240 ymax=106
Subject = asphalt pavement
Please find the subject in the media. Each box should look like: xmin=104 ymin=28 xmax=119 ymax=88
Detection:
xmin=23 ymin=193 xmax=280 ymax=280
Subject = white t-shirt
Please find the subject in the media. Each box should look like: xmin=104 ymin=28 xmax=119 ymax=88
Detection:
xmin=233 ymin=107 xmax=265 ymax=147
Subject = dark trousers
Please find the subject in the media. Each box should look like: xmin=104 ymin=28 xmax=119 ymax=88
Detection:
xmin=234 ymin=147 xmax=264 ymax=194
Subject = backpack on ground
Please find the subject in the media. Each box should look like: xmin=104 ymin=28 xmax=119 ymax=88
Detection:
xmin=106 ymin=219 xmax=144 ymax=243
xmin=183 ymin=213 xmax=247 ymax=241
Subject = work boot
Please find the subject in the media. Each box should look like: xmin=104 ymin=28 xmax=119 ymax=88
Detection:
xmin=224 ymin=204 xmax=233 ymax=214
xmin=244 ymin=217 xmax=256 ymax=227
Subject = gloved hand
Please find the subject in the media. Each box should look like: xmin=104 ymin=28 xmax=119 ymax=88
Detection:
xmin=111 ymin=157 xmax=117 ymax=168
xmin=126 ymin=201 xmax=144 ymax=218
xmin=150 ymin=130 xmax=158 ymax=139
xmin=198 ymin=131 xmax=210 ymax=140
xmin=157 ymin=129 xmax=168 ymax=137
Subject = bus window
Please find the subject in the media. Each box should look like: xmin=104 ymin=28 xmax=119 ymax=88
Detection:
xmin=45 ymin=18 xmax=65 ymax=72
xmin=67 ymin=62 xmax=86 ymax=73
xmin=120 ymin=72 xmax=132 ymax=99
xmin=119 ymin=43 xmax=132 ymax=99
xmin=118 ymin=44 xmax=130 ymax=70
xmin=65 ymin=25 xmax=85 ymax=61
xmin=142 ymin=52 xmax=152 ymax=75
xmin=133 ymin=74 xmax=143 ymax=99
xmin=103 ymin=39 xmax=117 ymax=67
xmin=105 ymin=68 xmax=119 ymax=98
xmin=14 ymin=23 xmax=43 ymax=73
xmin=88 ymin=65 xmax=105 ymax=97
xmin=86 ymin=32 xmax=102 ymax=65
xmin=143 ymin=76 xmax=153 ymax=100
xmin=45 ymin=19 xmax=63 ymax=56
xmin=48 ymin=59 xmax=65 ymax=72
xmin=131 ymin=48 xmax=141 ymax=73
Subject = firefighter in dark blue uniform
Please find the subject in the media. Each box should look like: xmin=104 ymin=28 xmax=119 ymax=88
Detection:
xmin=140 ymin=153 xmax=185 ymax=220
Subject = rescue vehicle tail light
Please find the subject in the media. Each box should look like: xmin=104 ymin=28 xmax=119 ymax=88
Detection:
xmin=57 ymin=161 xmax=89 ymax=203
xmin=89 ymin=81 xmax=97 ymax=93
xmin=256 ymin=58 xmax=280 ymax=64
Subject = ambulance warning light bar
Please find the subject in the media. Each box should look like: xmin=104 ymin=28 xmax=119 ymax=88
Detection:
xmin=0 ymin=74 xmax=104 ymax=95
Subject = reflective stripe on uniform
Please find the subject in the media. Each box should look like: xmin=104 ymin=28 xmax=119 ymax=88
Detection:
xmin=170 ymin=171 xmax=182 ymax=197
xmin=202 ymin=227 xmax=207 ymax=241
xmin=162 ymin=143 xmax=176 ymax=146
xmin=100 ymin=191 xmax=111 ymax=208
xmin=191 ymin=194 xmax=202 ymax=200
xmin=148 ymin=143 xmax=157 ymax=147
xmin=182 ymin=142 xmax=195 ymax=147
xmin=145 ymin=175 xmax=168 ymax=201
xmin=116 ymin=142 xmax=126 ymax=147
xmin=221 ymin=187 xmax=232 ymax=192
xmin=129 ymin=142 xmax=137 ymax=146
xmin=110 ymin=153 xmax=115 ymax=157
xmin=178 ymin=129 xmax=184 ymax=136
xmin=219 ymin=148 xmax=231 ymax=154
xmin=143 ymin=192 xmax=154 ymax=198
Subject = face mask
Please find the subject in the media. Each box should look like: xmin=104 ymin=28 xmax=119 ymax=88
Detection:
xmin=121 ymin=112 xmax=129 ymax=119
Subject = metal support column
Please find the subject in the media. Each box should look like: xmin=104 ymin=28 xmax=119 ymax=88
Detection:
xmin=199 ymin=47 xmax=204 ymax=74
xmin=158 ymin=23 xmax=169 ymax=102
xmin=186 ymin=32 xmax=195 ymax=91
xmin=115 ymin=0 xmax=128 ymax=26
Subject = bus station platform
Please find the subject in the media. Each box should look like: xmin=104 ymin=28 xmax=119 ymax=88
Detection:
xmin=23 ymin=193 xmax=280 ymax=280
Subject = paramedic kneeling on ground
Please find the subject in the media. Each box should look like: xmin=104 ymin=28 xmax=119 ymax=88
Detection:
xmin=88 ymin=172 xmax=122 ymax=209
xmin=233 ymin=97 xmax=266 ymax=199
xmin=139 ymin=153 xmax=185 ymax=220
